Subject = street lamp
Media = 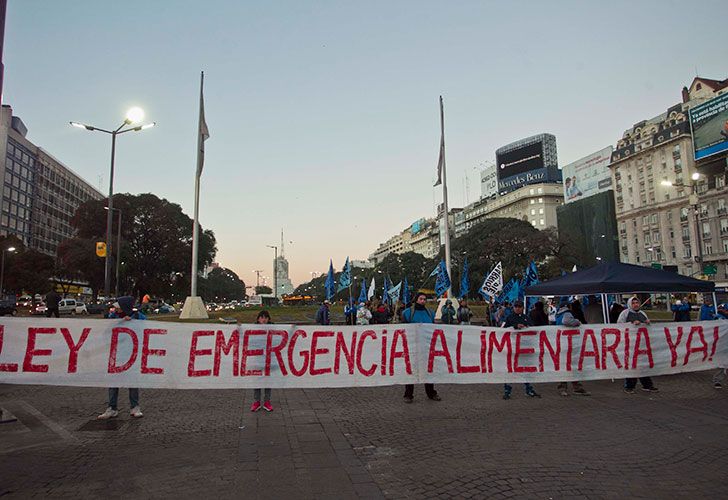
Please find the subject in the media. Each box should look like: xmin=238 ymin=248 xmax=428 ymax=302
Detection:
xmin=0 ymin=246 xmax=16 ymax=296
xmin=104 ymin=206 xmax=122 ymax=298
xmin=661 ymin=172 xmax=704 ymax=271
xmin=267 ymin=245 xmax=278 ymax=301
xmin=70 ymin=108 xmax=155 ymax=299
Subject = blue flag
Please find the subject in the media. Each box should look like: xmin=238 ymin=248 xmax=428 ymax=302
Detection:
xmin=506 ymin=279 xmax=521 ymax=304
xmin=520 ymin=261 xmax=539 ymax=311
xmin=402 ymin=277 xmax=410 ymax=306
xmin=325 ymin=260 xmax=336 ymax=300
xmin=496 ymin=278 xmax=516 ymax=304
xmin=434 ymin=260 xmax=451 ymax=298
xmin=337 ymin=257 xmax=351 ymax=293
xmin=428 ymin=263 xmax=440 ymax=278
xmin=459 ymin=257 xmax=469 ymax=299
xmin=358 ymin=279 xmax=367 ymax=303
xmin=382 ymin=276 xmax=391 ymax=304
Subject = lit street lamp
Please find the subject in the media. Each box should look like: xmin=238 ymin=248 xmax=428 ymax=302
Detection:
xmin=104 ymin=206 xmax=123 ymax=298
xmin=0 ymin=246 xmax=16 ymax=296
xmin=70 ymin=107 xmax=155 ymax=299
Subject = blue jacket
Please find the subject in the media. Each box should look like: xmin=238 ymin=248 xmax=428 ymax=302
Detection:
xmin=700 ymin=304 xmax=716 ymax=321
xmin=402 ymin=306 xmax=435 ymax=324
xmin=670 ymin=302 xmax=691 ymax=322
xmin=555 ymin=306 xmax=580 ymax=327
xmin=315 ymin=305 xmax=330 ymax=325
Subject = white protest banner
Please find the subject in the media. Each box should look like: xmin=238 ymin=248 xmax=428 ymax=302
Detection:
xmin=0 ymin=318 xmax=725 ymax=389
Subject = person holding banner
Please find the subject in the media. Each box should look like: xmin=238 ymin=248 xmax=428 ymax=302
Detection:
xmin=249 ymin=310 xmax=274 ymax=412
xmin=618 ymin=297 xmax=659 ymax=394
xmin=316 ymin=300 xmax=331 ymax=325
xmin=402 ymin=293 xmax=441 ymax=403
xmin=554 ymin=299 xmax=590 ymax=397
xmin=457 ymin=300 xmax=473 ymax=325
xmin=98 ymin=296 xmax=145 ymax=420
xmin=501 ymin=301 xmax=541 ymax=400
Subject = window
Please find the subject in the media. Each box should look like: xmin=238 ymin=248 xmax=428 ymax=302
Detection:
xmin=653 ymin=231 xmax=660 ymax=243
xmin=703 ymin=222 xmax=711 ymax=238
xmin=723 ymin=240 xmax=728 ymax=253
xmin=531 ymin=209 xmax=536 ymax=216
xmin=671 ymin=246 xmax=676 ymax=258
xmin=538 ymin=198 xmax=543 ymax=203
xmin=717 ymin=175 xmax=725 ymax=189
xmin=539 ymin=208 xmax=544 ymax=215
xmin=682 ymin=226 xmax=690 ymax=239
xmin=540 ymin=219 xmax=545 ymax=226
xmin=530 ymin=199 xmax=535 ymax=205
xmin=721 ymin=219 xmax=728 ymax=233
xmin=650 ymin=214 xmax=658 ymax=224
xmin=683 ymin=245 xmax=692 ymax=258
xmin=537 ymin=187 xmax=543 ymax=194
xmin=705 ymin=242 xmax=713 ymax=255
xmin=644 ymin=232 xmax=652 ymax=245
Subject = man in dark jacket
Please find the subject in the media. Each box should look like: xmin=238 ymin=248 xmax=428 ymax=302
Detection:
xmin=402 ymin=293 xmax=441 ymax=403
xmin=45 ymin=289 xmax=61 ymax=318
xmin=315 ymin=300 xmax=331 ymax=325
xmin=501 ymin=301 xmax=540 ymax=399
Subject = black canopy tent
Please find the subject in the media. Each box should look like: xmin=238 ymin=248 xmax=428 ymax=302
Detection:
xmin=524 ymin=261 xmax=716 ymax=323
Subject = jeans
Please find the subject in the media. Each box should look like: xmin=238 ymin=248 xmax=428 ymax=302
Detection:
xmin=254 ymin=388 xmax=271 ymax=402
xmin=404 ymin=384 xmax=437 ymax=399
xmin=713 ymin=369 xmax=727 ymax=384
xmin=108 ymin=388 xmax=139 ymax=410
xmin=504 ymin=383 xmax=534 ymax=395
xmin=624 ymin=377 xmax=654 ymax=390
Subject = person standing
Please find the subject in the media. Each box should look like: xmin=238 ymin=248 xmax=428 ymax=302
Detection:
xmin=501 ymin=301 xmax=540 ymax=399
xmin=618 ymin=297 xmax=659 ymax=394
xmin=45 ymin=288 xmax=61 ymax=318
xmin=249 ymin=310 xmax=275 ymax=412
xmin=344 ymin=298 xmax=357 ymax=326
xmin=315 ymin=300 xmax=331 ymax=325
xmin=402 ymin=293 xmax=441 ymax=403
xmin=528 ymin=301 xmax=549 ymax=327
xmin=440 ymin=299 xmax=457 ymax=325
xmin=457 ymin=299 xmax=474 ymax=325
xmin=98 ymin=296 xmax=145 ymax=419
xmin=554 ymin=298 xmax=590 ymax=397
xmin=670 ymin=297 xmax=691 ymax=322
xmin=700 ymin=297 xmax=716 ymax=321
xmin=371 ymin=301 xmax=390 ymax=324
xmin=356 ymin=302 xmax=372 ymax=325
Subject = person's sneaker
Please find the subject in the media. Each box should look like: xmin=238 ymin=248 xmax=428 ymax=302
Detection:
xmin=403 ymin=396 xmax=414 ymax=404
xmin=714 ymin=382 xmax=723 ymax=389
xmin=97 ymin=407 xmax=118 ymax=420
xmin=262 ymin=401 xmax=273 ymax=412
xmin=641 ymin=386 xmax=659 ymax=393
xmin=573 ymin=387 xmax=591 ymax=396
xmin=130 ymin=406 xmax=143 ymax=418
xmin=502 ymin=393 xmax=511 ymax=400
xmin=623 ymin=387 xmax=635 ymax=394
xmin=250 ymin=401 xmax=261 ymax=412
xmin=428 ymin=394 xmax=442 ymax=401
xmin=560 ymin=389 xmax=569 ymax=397
xmin=526 ymin=390 xmax=541 ymax=398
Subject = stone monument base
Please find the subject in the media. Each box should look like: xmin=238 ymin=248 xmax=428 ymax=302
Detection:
xmin=179 ymin=296 xmax=209 ymax=320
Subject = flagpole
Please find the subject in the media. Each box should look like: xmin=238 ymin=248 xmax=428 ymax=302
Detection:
xmin=180 ymin=71 xmax=209 ymax=319
xmin=439 ymin=96 xmax=453 ymax=297
xmin=190 ymin=71 xmax=204 ymax=297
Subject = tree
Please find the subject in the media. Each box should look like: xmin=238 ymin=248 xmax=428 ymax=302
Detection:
xmin=255 ymin=285 xmax=272 ymax=295
xmin=0 ymin=235 xmax=54 ymax=295
xmin=199 ymin=267 xmax=246 ymax=302
xmin=62 ymin=193 xmax=217 ymax=298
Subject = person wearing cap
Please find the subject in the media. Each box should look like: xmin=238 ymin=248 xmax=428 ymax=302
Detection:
xmin=98 ymin=295 xmax=145 ymax=420
xmin=501 ymin=300 xmax=541 ymax=399
xmin=554 ymin=298 xmax=590 ymax=397
xmin=315 ymin=300 xmax=331 ymax=325
xmin=402 ymin=292 xmax=441 ymax=403
xmin=457 ymin=299 xmax=473 ymax=325
xmin=617 ymin=297 xmax=659 ymax=394
xmin=440 ymin=299 xmax=457 ymax=325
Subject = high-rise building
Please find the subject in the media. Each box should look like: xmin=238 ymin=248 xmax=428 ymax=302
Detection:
xmin=274 ymin=230 xmax=294 ymax=297
xmin=609 ymin=77 xmax=728 ymax=283
xmin=0 ymin=105 xmax=103 ymax=254
xmin=495 ymin=133 xmax=561 ymax=195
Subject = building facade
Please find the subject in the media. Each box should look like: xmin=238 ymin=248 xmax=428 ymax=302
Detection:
xmin=610 ymin=77 xmax=728 ymax=284
xmin=0 ymin=105 xmax=103 ymax=254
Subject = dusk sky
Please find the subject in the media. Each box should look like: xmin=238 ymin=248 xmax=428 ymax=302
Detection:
xmin=4 ymin=1 xmax=727 ymax=287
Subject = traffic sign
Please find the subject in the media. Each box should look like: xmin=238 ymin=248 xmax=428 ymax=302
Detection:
xmin=703 ymin=264 xmax=717 ymax=276
xmin=95 ymin=241 xmax=107 ymax=257
xmin=651 ymin=263 xmax=663 ymax=270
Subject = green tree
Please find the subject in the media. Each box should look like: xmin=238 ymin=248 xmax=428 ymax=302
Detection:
xmin=255 ymin=285 xmax=272 ymax=295
xmin=199 ymin=267 xmax=246 ymax=302
xmin=63 ymin=193 xmax=217 ymax=298
xmin=0 ymin=235 xmax=54 ymax=295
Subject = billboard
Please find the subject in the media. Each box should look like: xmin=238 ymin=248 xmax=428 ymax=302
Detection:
xmin=690 ymin=92 xmax=728 ymax=161
xmin=561 ymin=146 xmax=614 ymax=203
xmin=495 ymin=134 xmax=559 ymax=194
xmin=480 ymin=163 xmax=497 ymax=199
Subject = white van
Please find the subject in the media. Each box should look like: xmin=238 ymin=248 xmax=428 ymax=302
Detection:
xmin=59 ymin=299 xmax=88 ymax=315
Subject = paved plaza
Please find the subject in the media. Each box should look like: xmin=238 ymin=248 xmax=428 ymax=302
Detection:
xmin=1 ymin=371 xmax=727 ymax=499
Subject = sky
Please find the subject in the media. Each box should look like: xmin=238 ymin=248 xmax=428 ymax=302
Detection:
xmin=4 ymin=0 xmax=728 ymax=288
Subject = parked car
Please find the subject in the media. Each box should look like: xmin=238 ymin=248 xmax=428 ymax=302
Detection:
xmin=58 ymin=299 xmax=88 ymax=315
xmin=31 ymin=302 xmax=47 ymax=315
xmin=85 ymin=302 xmax=107 ymax=315
xmin=154 ymin=303 xmax=176 ymax=314
xmin=0 ymin=299 xmax=17 ymax=316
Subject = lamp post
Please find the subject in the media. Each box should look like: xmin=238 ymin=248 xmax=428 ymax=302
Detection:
xmin=0 ymin=246 xmax=16 ymax=296
xmin=661 ymin=172 xmax=703 ymax=272
xmin=104 ymin=206 xmax=122 ymax=298
xmin=267 ymin=245 xmax=278 ymax=301
xmin=70 ymin=107 xmax=155 ymax=299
